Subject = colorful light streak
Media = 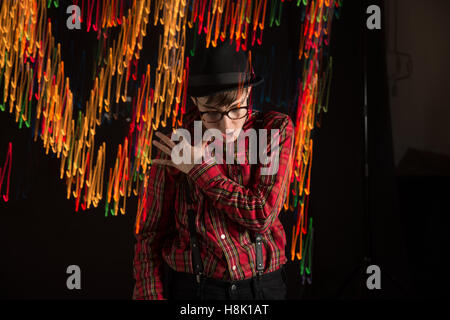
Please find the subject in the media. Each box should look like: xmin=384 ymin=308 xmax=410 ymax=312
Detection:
xmin=0 ymin=0 xmax=341 ymax=282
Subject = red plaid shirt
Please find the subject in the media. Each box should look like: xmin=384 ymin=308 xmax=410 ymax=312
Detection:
xmin=133 ymin=108 xmax=294 ymax=300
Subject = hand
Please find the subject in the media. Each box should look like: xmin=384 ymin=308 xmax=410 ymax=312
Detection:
xmin=151 ymin=131 xmax=210 ymax=174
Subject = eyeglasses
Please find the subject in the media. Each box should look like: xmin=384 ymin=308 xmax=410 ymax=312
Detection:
xmin=199 ymin=106 xmax=249 ymax=123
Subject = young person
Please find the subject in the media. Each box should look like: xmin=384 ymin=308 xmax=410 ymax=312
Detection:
xmin=133 ymin=42 xmax=294 ymax=300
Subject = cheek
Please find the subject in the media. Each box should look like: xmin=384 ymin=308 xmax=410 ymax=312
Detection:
xmin=235 ymin=119 xmax=246 ymax=130
xmin=202 ymin=122 xmax=219 ymax=132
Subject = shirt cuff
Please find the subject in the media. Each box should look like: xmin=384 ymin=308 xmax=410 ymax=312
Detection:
xmin=187 ymin=157 xmax=222 ymax=189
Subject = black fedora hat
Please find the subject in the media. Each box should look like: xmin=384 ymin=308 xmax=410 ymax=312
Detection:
xmin=187 ymin=41 xmax=264 ymax=98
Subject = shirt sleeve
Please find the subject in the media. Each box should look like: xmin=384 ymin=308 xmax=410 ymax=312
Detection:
xmin=132 ymin=148 xmax=176 ymax=300
xmin=187 ymin=115 xmax=294 ymax=233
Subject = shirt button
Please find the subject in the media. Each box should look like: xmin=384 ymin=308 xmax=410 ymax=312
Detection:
xmin=232 ymin=265 xmax=236 ymax=271
xmin=220 ymin=234 xmax=226 ymax=240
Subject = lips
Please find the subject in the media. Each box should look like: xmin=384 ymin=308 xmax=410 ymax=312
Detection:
xmin=222 ymin=130 xmax=235 ymax=136
xmin=222 ymin=132 xmax=233 ymax=138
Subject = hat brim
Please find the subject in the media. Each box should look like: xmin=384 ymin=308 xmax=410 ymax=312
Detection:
xmin=187 ymin=75 xmax=264 ymax=98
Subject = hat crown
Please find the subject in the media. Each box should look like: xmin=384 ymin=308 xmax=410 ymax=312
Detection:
xmin=187 ymin=41 xmax=264 ymax=97
xmin=190 ymin=42 xmax=249 ymax=76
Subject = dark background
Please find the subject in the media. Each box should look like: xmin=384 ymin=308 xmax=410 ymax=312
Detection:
xmin=1 ymin=0 xmax=448 ymax=299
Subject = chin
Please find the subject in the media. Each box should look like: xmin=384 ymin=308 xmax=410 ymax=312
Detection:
xmin=221 ymin=132 xmax=239 ymax=143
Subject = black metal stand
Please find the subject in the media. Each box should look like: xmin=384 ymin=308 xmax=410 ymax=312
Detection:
xmin=334 ymin=0 xmax=408 ymax=299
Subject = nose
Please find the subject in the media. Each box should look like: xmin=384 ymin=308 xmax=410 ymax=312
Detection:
xmin=219 ymin=115 xmax=234 ymax=134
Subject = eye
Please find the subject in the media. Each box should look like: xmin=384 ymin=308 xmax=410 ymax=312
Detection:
xmin=202 ymin=111 xmax=222 ymax=122
xmin=228 ymin=107 xmax=248 ymax=119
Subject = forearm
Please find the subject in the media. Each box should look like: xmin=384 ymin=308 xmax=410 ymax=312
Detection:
xmin=133 ymin=233 xmax=165 ymax=300
xmin=133 ymin=149 xmax=174 ymax=300
xmin=187 ymin=117 xmax=294 ymax=233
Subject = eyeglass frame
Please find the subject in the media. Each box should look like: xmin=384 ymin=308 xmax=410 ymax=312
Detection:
xmin=198 ymin=105 xmax=249 ymax=123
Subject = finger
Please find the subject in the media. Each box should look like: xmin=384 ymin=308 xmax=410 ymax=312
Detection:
xmin=203 ymin=136 xmax=216 ymax=148
xmin=151 ymin=158 xmax=173 ymax=167
xmin=152 ymin=139 xmax=173 ymax=157
xmin=155 ymin=131 xmax=176 ymax=148
xmin=194 ymin=137 xmax=210 ymax=148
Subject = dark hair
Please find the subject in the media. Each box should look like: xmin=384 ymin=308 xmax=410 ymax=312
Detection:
xmin=191 ymin=87 xmax=250 ymax=110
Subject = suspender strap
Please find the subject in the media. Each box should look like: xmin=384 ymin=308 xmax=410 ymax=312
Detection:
xmin=185 ymin=178 xmax=204 ymax=283
xmin=255 ymin=234 xmax=264 ymax=276
xmin=254 ymin=110 xmax=266 ymax=277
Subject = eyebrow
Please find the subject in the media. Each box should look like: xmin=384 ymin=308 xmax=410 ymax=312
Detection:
xmin=201 ymin=100 xmax=246 ymax=111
